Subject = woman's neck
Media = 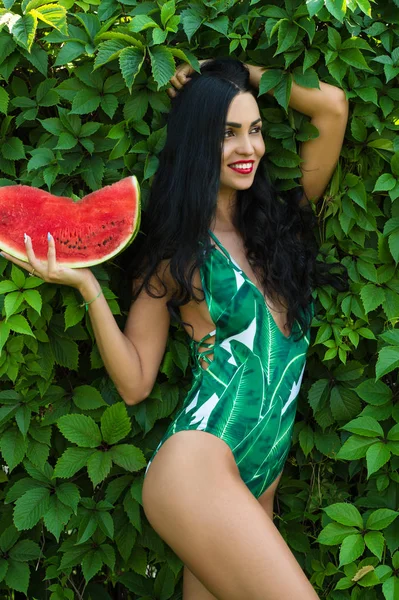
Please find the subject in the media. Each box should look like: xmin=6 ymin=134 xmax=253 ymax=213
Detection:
xmin=214 ymin=187 xmax=237 ymax=232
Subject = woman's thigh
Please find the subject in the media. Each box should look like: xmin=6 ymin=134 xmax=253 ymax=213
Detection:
xmin=142 ymin=430 xmax=319 ymax=600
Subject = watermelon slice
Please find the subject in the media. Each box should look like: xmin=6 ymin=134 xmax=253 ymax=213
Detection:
xmin=0 ymin=176 xmax=140 ymax=268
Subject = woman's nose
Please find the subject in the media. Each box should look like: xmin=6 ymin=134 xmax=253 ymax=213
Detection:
xmin=237 ymin=134 xmax=254 ymax=154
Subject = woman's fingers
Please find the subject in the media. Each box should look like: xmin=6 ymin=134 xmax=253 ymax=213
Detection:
xmin=0 ymin=250 xmax=34 ymax=274
xmin=168 ymin=63 xmax=195 ymax=98
xmin=24 ymin=234 xmax=46 ymax=278
xmin=47 ymin=233 xmax=57 ymax=274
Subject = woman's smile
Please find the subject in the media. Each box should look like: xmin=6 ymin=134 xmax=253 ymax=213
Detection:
xmin=228 ymin=160 xmax=255 ymax=174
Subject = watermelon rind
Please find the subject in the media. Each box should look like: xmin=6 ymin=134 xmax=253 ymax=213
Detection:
xmin=0 ymin=176 xmax=141 ymax=269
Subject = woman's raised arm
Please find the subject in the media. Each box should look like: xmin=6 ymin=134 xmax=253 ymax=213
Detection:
xmin=246 ymin=65 xmax=349 ymax=205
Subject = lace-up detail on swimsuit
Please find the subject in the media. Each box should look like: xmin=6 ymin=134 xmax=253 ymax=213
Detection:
xmin=191 ymin=329 xmax=216 ymax=370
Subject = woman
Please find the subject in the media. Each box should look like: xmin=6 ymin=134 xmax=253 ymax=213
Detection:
xmin=1 ymin=59 xmax=348 ymax=599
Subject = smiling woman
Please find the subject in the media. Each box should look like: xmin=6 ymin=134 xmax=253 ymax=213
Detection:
xmin=121 ymin=58 xmax=349 ymax=600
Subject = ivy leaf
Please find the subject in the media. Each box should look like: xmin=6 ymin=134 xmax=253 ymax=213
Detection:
xmin=317 ymin=522 xmax=358 ymax=545
xmin=341 ymin=416 xmax=384 ymax=438
xmin=109 ymin=444 xmax=146 ymax=471
xmin=55 ymin=482 xmax=80 ymax=513
xmin=11 ymin=13 xmax=37 ymax=52
xmin=325 ymin=0 xmax=346 ymax=22
xmin=101 ymin=402 xmax=131 ymax=445
xmin=306 ymin=0 xmax=324 ymax=17
xmin=180 ymin=7 xmax=203 ymax=41
xmin=119 ymin=47 xmax=145 ymax=92
xmin=0 ymin=428 xmax=28 ymax=472
xmin=53 ymin=447 xmax=96 ymax=478
xmin=81 ymin=549 xmax=103 ymax=583
xmin=364 ymin=531 xmax=384 ymax=560
xmin=360 ymin=284 xmax=385 ymax=313
xmin=13 ymin=487 xmax=51 ymax=530
xmin=376 ymin=347 xmax=399 ymax=380
xmin=149 ymin=46 xmax=175 ymax=90
xmin=73 ymin=385 xmax=106 ymax=410
xmin=366 ymin=442 xmax=391 ymax=477
xmin=43 ymin=495 xmax=73 ymax=541
xmin=324 ymin=503 xmax=363 ymax=528
xmin=87 ymin=451 xmax=113 ymax=487
xmin=57 ymin=414 xmax=102 ymax=448
xmin=259 ymin=69 xmax=283 ymax=96
xmin=339 ymin=534 xmax=365 ymax=566
xmin=4 ymin=560 xmax=29 ymax=595
xmin=8 ymin=539 xmax=41 ymax=561
xmin=366 ymin=509 xmax=399 ymax=531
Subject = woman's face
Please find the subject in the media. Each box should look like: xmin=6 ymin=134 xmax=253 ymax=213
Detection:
xmin=219 ymin=92 xmax=266 ymax=194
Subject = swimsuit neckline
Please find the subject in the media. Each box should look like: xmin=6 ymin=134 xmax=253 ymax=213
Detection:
xmin=208 ymin=230 xmax=293 ymax=341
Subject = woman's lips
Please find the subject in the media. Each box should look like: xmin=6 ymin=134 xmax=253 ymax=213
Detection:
xmin=228 ymin=161 xmax=255 ymax=174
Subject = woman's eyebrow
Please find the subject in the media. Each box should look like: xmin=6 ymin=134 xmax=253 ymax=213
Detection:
xmin=225 ymin=118 xmax=262 ymax=128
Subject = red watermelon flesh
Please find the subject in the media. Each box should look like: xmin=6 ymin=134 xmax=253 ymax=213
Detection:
xmin=0 ymin=176 xmax=140 ymax=268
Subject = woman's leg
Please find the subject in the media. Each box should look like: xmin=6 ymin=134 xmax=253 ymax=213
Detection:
xmin=142 ymin=431 xmax=319 ymax=600
xmin=182 ymin=470 xmax=282 ymax=599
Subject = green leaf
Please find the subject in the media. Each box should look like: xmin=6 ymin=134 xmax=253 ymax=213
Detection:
xmin=73 ymin=385 xmax=106 ymax=410
xmin=317 ymin=522 xmax=358 ymax=545
xmin=360 ymin=284 xmax=385 ymax=313
xmin=306 ymin=0 xmax=324 ymax=17
xmin=7 ymin=314 xmax=34 ymax=337
xmin=4 ymin=560 xmax=29 ymax=595
xmin=123 ymin=492 xmax=141 ymax=531
xmin=43 ymin=495 xmax=73 ymax=541
xmin=119 ymin=47 xmax=145 ymax=92
xmin=94 ymin=40 xmax=125 ymax=70
xmin=180 ymin=7 xmax=202 ymax=41
xmin=339 ymin=534 xmax=365 ymax=566
xmin=2 ymin=137 xmax=25 ymax=160
xmin=273 ymin=72 xmax=292 ymax=112
xmin=0 ymin=428 xmax=28 ymax=471
xmin=355 ymin=380 xmax=392 ymax=405
xmin=130 ymin=15 xmax=159 ymax=33
xmin=9 ymin=539 xmax=41 ymax=561
xmin=11 ymin=13 xmax=37 ymax=52
xmin=342 ymin=416 xmax=384 ymax=438
xmin=382 ymin=576 xmax=399 ymax=600
xmin=0 ymin=525 xmax=19 ymax=553
xmin=325 ymin=0 xmax=346 ymax=22
xmin=366 ymin=509 xmax=399 ymax=531
xmin=101 ymin=402 xmax=131 ymax=445
xmin=109 ymin=444 xmax=146 ymax=471
xmin=299 ymin=424 xmax=314 ymax=456
xmin=324 ymin=503 xmax=363 ymax=528
xmin=149 ymin=46 xmax=175 ymax=90
xmin=70 ymin=88 xmax=101 ymax=115
xmin=31 ymin=4 xmax=68 ymax=35
xmin=364 ymin=531 xmax=384 ymax=559
xmin=275 ymin=20 xmax=298 ymax=56
xmin=53 ymin=447 xmax=96 ymax=478
xmin=376 ymin=347 xmax=399 ymax=380
xmin=57 ymin=414 xmax=102 ymax=448
xmin=259 ymin=69 xmax=283 ymax=96
xmin=366 ymin=442 xmax=391 ymax=477
xmin=292 ymin=67 xmax=319 ymax=89
xmin=82 ymin=549 xmax=103 ymax=583
xmin=0 ymin=87 xmax=10 ymax=115
xmin=373 ymin=173 xmax=397 ymax=192
xmin=205 ymin=16 xmax=229 ymax=36
xmin=87 ymin=451 xmax=113 ymax=487
xmin=330 ymin=386 xmax=361 ymax=421
xmin=55 ymin=482 xmax=80 ymax=513
xmin=161 ymin=0 xmax=175 ymax=27
xmin=13 ymin=487 xmax=51 ymax=530
xmin=23 ymin=289 xmax=42 ymax=314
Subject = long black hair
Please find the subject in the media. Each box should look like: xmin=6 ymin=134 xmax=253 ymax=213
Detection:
xmin=127 ymin=58 xmax=348 ymax=340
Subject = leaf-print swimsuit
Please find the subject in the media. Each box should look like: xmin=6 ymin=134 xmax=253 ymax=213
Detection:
xmin=145 ymin=231 xmax=314 ymax=498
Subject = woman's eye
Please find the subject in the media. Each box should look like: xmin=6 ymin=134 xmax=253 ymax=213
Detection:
xmin=224 ymin=129 xmax=233 ymax=138
xmin=251 ymin=126 xmax=262 ymax=134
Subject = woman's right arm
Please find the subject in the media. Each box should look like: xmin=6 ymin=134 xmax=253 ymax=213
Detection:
xmin=79 ymin=271 xmax=171 ymax=406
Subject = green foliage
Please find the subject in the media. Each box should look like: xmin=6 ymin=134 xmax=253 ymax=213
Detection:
xmin=0 ymin=0 xmax=399 ymax=598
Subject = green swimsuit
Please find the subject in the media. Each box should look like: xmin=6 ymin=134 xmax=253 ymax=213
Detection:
xmin=145 ymin=231 xmax=314 ymax=499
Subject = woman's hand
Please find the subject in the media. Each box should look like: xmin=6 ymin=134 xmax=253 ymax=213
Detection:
xmin=0 ymin=233 xmax=94 ymax=291
xmin=167 ymin=60 xmax=209 ymax=98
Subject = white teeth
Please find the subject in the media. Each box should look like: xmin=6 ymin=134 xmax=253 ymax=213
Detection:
xmin=230 ymin=162 xmax=252 ymax=169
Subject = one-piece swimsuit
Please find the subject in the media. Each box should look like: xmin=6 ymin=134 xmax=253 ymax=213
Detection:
xmin=144 ymin=231 xmax=314 ymax=498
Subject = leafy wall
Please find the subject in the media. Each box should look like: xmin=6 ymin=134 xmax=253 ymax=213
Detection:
xmin=0 ymin=0 xmax=399 ymax=598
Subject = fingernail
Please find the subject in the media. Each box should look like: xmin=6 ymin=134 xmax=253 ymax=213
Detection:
xmin=24 ymin=233 xmax=28 ymax=243
xmin=48 ymin=232 xmax=52 ymax=241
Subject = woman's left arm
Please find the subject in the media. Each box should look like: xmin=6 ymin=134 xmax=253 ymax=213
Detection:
xmin=246 ymin=65 xmax=349 ymax=206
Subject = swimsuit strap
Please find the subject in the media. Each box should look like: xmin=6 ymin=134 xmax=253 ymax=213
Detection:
xmin=208 ymin=230 xmax=232 ymax=262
